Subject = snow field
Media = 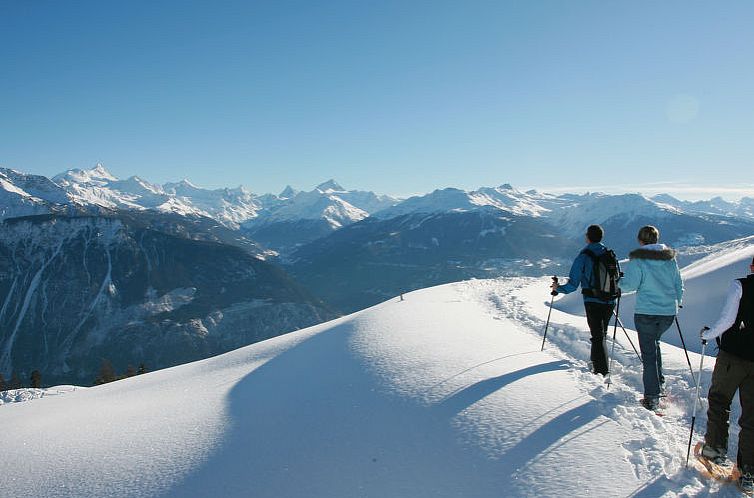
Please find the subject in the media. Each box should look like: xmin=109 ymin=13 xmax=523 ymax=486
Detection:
xmin=1 ymin=271 xmax=749 ymax=497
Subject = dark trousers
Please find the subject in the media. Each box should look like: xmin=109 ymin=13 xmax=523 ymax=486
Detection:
xmin=705 ymin=350 xmax=754 ymax=472
xmin=584 ymin=302 xmax=614 ymax=375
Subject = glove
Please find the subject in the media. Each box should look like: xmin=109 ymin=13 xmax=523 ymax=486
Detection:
xmin=550 ymin=280 xmax=559 ymax=296
xmin=701 ymin=326 xmax=713 ymax=340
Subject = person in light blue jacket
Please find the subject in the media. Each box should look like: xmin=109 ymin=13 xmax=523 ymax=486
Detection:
xmin=619 ymin=225 xmax=684 ymax=411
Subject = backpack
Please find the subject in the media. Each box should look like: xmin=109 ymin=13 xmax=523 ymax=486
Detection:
xmin=581 ymin=248 xmax=621 ymax=301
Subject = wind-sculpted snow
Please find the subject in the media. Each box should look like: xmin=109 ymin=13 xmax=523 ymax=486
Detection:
xmin=0 ymin=278 xmax=734 ymax=497
xmin=0 ymin=385 xmax=82 ymax=405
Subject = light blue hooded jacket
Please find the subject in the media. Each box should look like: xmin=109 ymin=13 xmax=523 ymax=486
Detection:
xmin=619 ymin=243 xmax=684 ymax=316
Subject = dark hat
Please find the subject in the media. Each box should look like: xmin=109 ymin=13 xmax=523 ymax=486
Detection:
xmin=586 ymin=225 xmax=604 ymax=243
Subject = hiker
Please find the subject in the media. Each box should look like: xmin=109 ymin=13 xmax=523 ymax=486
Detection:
xmin=618 ymin=225 xmax=683 ymax=411
xmin=551 ymin=224 xmax=616 ymax=376
xmin=699 ymin=255 xmax=754 ymax=493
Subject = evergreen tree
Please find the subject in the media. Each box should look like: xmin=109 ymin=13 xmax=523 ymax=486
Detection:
xmin=95 ymin=360 xmax=117 ymax=385
xmin=125 ymin=365 xmax=137 ymax=377
xmin=30 ymin=370 xmax=42 ymax=388
xmin=10 ymin=371 xmax=22 ymax=390
xmin=137 ymin=363 xmax=147 ymax=375
xmin=0 ymin=373 xmax=6 ymax=392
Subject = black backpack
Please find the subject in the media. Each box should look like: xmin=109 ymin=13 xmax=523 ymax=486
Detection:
xmin=581 ymin=248 xmax=621 ymax=301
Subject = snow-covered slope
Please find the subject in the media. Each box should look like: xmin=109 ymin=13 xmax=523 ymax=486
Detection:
xmin=51 ymin=167 xmax=398 ymax=233
xmin=162 ymin=180 xmax=261 ymax=225
xmin=241 ymin=180 xmax=399 ymax=253
xmin=247 ymin=180 xmax=397 ymax=227
xmin=369 ymin=187 xmax=754 ymax=255
xmin=54 ymin=165 xmax=230 ymax=221
xmin=0 ymin=167 xmax=70 ymax=219
xmin=0 ymin=275 xmax=732 ymax=497
xmin=545 ymin=192 xmax=681 ymax=233
xmin=0 ymin=385 xmax=81 ymax=405
xmin=374 ymin=185 xmax=548 ymax=219
xmin=653 ymin=194 xmax=754 ymax=221
xmin=53 ymin=164 xmax=263 ymax=227
xmin=255 ymin=188 xmax=369 ymax=228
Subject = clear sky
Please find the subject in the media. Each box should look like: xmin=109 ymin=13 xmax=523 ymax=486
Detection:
xmin=1 ymin=1 xmax=753 ymax=198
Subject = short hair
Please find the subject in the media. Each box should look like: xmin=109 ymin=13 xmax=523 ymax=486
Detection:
xmin=586 ymin=225 xmax=604 ymax=243
xmin=637 ymin=225 xmax=660 ymax=245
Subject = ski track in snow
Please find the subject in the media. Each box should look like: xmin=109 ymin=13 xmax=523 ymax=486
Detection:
xmin=472 ymin=277 xmax=740 ymax=497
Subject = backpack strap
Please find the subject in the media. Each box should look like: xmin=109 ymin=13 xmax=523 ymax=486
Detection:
xmin=580 ymin=249 xmax=598 ymax=297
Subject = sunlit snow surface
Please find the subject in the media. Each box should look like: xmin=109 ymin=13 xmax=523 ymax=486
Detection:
xmin=2 ymin=265 xmax=749 ymax=496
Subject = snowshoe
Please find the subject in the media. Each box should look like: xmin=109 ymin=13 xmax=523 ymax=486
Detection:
xmin=694 ymin=442 xmax=737 ymax=481
xmin=640 ymin=397 xmax=663 ymax=415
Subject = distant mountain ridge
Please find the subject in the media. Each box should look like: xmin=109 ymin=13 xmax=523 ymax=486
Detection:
xmin=4 ymin=163 xmax=754 ymax=380
xmin=2 ymin=166 xmax=401 ymax=247
xmin=0 ymin=214 xmax=334 ymax=384
xmin=4 ymin=163 xmax=754 ymax=262
xmin=651 ymin=193 xmax=754 ymax=221
xmin=3 ymin=163 xmax=754 ymax=235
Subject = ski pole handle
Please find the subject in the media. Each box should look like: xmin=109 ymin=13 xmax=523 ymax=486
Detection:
xmin=550 ymin=275 xmax=559 ymax=296
xmin=699 ymin=326 xmax=710 ymax=340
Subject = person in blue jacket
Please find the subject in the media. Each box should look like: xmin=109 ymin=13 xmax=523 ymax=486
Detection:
xmin=551 ymin=224 xmax=615 ymax=376
xmin=619 ymin=225 xmax=684 ymax=411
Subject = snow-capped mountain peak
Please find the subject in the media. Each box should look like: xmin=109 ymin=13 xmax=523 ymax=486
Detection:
xmin=374 ymin=185 xmax=548 ymax=219
xmin=316 ymin=179 xmax=344 ymax=192
xmin=279 ymin=185 xmax=298 ymax=199
xmin=163 ymin=179 xmax=205 ymax=196
xmin=91 ymin=163 xmax=117 ymax=181
xmin=0 ymin=167 xmax=71 ymax=219
xmin=546 ymin=192 xmax=682 ymax=233
xmin=54 ymin=163 xmax=118 ymax=186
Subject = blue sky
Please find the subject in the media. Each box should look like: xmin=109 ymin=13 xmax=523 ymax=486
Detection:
xmin=1 ymin=1 xmax=753 ymax=198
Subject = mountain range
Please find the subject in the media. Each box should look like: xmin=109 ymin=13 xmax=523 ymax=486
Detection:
xmin=3 ymin=163 xmax=754 ymax=382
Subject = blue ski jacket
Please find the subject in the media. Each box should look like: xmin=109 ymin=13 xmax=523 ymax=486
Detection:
xmin=619 ymin=243 xmax=684 ymax=316
xmin=556 ymin=242 xmax=615 ymax=304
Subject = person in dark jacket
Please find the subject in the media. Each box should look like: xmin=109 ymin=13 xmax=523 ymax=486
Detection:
xmin=551 ymin=224 xmax=615 ymax=376
xmin=619 ymin=225 xmax=683 ymax=411
xmin=699 ymin=256 xmax=754 ymax=493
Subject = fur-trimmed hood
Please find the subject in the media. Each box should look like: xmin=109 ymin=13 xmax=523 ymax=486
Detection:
xmin=629 ymin=244 xmax=676 ymax=261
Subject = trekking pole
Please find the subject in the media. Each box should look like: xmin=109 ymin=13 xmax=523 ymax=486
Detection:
xmin=675 ymin=307 xmax=698 ymax=390
xmin=606 ymin=292 xmax=621 ymax=388
xmin=541 ymin=276 xmax=558 ymax=351
xmin=611 ymin=311 xmax=642 ymax=361
xmin=685 ymin=330 xmax=708 ymax=468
